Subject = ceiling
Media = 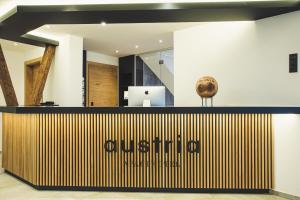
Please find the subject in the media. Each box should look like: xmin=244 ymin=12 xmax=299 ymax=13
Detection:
xmin=33 ymin=23 xmax=203 ymax=57
xmin=1 ymin=2 xmax=300 ymax=47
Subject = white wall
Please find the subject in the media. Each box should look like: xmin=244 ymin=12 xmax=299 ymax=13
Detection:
xmin=0 ymin=49 xmax=27 ymax=152
xmin=1 ymin=35 xmax=84 ymax=107
xmin=273 ymin=115 xmax=300 ymax=197
xmin=174 ymin=11 xmax=300 ymax=197
xmin=45 ymin=35 xmax=83 ymax=106
xmin=0 ymin=50 xmax=26 ymax=105
xmin=87 ymin=51 xmax=118 ymax=66
xmin=174 ymin=11 xmax=300 ymax=107
xmin=0 ymin=47 xmax=45 ymax=152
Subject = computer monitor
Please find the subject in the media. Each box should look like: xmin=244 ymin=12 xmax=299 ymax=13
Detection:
xmin=128 ymin=86 xmax=166 ymax=107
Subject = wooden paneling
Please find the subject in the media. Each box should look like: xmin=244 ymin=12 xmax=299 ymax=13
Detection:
xmin=87 ymin=62 xmax=118 ymax=107
xmin=24 ymin=57 xmax=42 ymax=105
xmin=2 ymin=113 xmax=273 ymax=190
xmin=2 ymin=113 xmax=37 ymax=184
xmin=31 ymin=45 xmax=56 ymax=105
xmin=0 ymin=45 xmax=18 ymax=106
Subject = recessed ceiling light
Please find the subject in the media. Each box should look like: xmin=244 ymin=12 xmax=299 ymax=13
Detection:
xmin=13 ymin=42 xmax=18 ymax=46
xmin=135 ymin=45 xmax=139 ymax=49
xmin=159 ymin=39 xmax=163 ymax=43
xmin=101 ymin=21 xmax=107 ymax=26
xmin=115 ymin=50 xmax=119 ymax=53
xmin=45 ymin=25 xmax=51 ymax=29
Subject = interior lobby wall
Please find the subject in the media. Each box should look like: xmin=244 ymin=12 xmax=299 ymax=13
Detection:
xmin=174 ymin=10 xmax=300 ymax=197
xmin=0 ymin=34 xmax=84 ymax=107
xmin=44 ymin=34 xmax=83 ymax=106
xmin=0 ymin=47 xmax=43 ymax=151
xmin=174 ymin=11 xmax=300 ymax=107
xmin=0 ymin=49 xmax=26 ymax=152
xmin=273 ymin=114 xmax=300 ymax=197
xmin=0 ymin=50 xmax=26 ymax=106
xmin=87 ymin=51 xmax=119 ymax=66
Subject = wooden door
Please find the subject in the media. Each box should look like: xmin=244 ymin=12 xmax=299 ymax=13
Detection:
xmin=24 ymin=58 xmax=42 ymax=105
xmin=87 ymin=62 xmax=118 ymax=107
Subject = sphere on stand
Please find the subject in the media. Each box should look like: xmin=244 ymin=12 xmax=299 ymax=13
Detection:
xmin=195 ymin=76 xmax=218 ymax=98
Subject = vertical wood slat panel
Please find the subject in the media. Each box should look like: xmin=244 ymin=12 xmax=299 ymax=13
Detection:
xmin=2 ymin=113 xmax=36 ymax=184
xmin=2 ymin=113 xmax=274 ymax=190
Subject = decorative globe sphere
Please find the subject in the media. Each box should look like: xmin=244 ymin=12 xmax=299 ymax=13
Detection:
xmin=195 ymin=76 xmax=218 ymax=98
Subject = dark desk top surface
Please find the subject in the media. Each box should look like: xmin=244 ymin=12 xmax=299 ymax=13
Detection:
xmin=1 ymin=106 xmax=300 ymax=114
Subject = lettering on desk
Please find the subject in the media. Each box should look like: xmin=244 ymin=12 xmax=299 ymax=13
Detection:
xmin=104 ymin=135 xmax=200 ymax=154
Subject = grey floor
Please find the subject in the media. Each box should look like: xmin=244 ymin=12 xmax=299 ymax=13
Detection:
xmin=0 ymin=153 xmax=288 ymax=200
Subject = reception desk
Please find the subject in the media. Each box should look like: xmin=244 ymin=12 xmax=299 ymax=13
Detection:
xmin=1 ymin=106 xmax=296 ymax=192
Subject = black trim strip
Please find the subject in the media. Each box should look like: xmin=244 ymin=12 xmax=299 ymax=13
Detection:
xmin=4 ymin=170 xmax=270 ymax=193
xmin=1 ymin=106 xmax=300 ymax=114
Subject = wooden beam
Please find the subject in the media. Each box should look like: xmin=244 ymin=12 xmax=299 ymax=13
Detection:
xmin=0 ymin=44 xmax=19 ymax=106
xmin=31 ymin=45 xmax=56 ymax=105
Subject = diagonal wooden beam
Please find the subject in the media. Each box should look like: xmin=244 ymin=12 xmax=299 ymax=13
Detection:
xmin=0 ymin=44 xmax=19 ymax=106
xmin=31 ymin=45 xmax=56 ymax=105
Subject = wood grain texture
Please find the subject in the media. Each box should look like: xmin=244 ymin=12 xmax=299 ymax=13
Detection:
xmin=0 ymin=45 xmax=18 ymax=106
xmin=31 ymin=45 xmax=56 ymax=105
xmin=24 ymin=57 xmax=42 ymax=105
xmin=2 ymin=113 xmax=273 ymax=190
xmin=2 ymin=113 xmax=37 ymax=184
xmin=87 ymin=61 xmax=118 ymax=107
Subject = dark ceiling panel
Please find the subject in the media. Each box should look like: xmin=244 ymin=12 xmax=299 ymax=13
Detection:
xmin=0 ymin=1 xmax=300 ymax=47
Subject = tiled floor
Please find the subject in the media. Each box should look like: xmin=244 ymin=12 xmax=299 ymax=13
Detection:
xmin=0 ymin=153 xmax=288 ymax=200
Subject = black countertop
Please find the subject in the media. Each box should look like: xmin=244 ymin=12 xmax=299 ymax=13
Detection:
xmin=1 ymin=106 xmax=300 ymax=114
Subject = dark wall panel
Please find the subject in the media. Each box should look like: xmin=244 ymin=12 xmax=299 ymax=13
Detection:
xmin=135 ymin=56 xmax=143 ymax=86
xmin=119 ymin=55 xmax=135 ymax=106
xmin=82 ymin=50 xmax=87 ymax=106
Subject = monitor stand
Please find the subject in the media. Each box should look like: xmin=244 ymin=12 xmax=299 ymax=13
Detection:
xmin=143 ymin=99 xmax=151 ymax=107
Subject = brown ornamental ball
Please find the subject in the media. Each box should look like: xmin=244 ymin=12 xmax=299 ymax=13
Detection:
xmin=195 ymin=76 xmax=218 ymax=98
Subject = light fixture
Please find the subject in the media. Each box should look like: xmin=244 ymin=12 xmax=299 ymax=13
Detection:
xmin=13 ymin=42 xmax=18 ymax=46
xmin=115 ymin=50 xmax=119 ymax=53
xmin=45 ymin=25 xmax=51 ymax=29
xmin=135 ymin=45 xmax=139 ymax=49
xmin=101 ymin=21 xmax=107 ymax=26
xmin=159 ymin=39 xmax=163 ymax=43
